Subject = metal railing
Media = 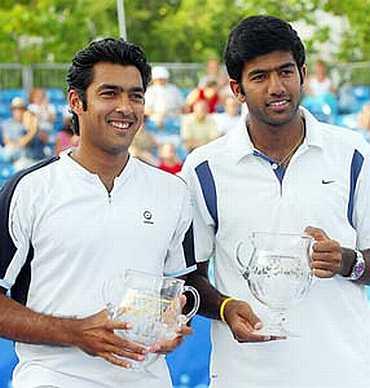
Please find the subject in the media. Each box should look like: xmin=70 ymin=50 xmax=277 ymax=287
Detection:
xmin=0 ymin=63 xmax=204 ymax=91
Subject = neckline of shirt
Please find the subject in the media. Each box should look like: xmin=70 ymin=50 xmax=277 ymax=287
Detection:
xmin=227 ymin=106 xmax=324 ymax=164
xmin=59 ymin=149 xmax=135 ymax=189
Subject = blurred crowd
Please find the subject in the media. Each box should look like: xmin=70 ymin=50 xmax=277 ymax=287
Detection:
xmin=0 ymin=58 xmax=369 ymax=185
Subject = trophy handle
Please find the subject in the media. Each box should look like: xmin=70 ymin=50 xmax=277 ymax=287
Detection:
xmin=235 ymin=241 xmax=252 ymax=278
xmin=182 ymin=286 xmax=200 ymax=322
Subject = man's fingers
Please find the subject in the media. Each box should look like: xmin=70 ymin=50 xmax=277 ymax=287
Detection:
xmin=103 ymin=345 xmax=147 ymax=361
xmin=99 ymin=352 xmax=132 ymax=368
xmin=312 ymin=241 xmax=340 ymax=253
xmin=313 ymin=268 xmax=335 ymax=278
xmin=106 ymin=333 xmax=149 ymax=355
xmin=155 ymin=337 xmax=183 ymax=353
xmin=238 ymin=304 xmax=263 ymax=330
xmin=304 ymin=226 xmax=329 ymax=241
xmin=175 ymin=324 xmax=192 ymax=336
xmin=106 ymin=319 xmax=132 ymax=331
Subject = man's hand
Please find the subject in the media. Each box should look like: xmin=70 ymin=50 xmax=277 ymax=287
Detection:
xmin=152 ymin=294 xmax=192 ymax=354
xmin=152 ymin=323 xmax=192 ymax=354
xmin=70 ymin=310 xmax=149 ymax=368
xmin=223 ymin=299 xmax=283 ymax=342
xmin=305 ymin=226 xmax=342 ymax=278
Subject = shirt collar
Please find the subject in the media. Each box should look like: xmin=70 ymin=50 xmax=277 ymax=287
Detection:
xmin=227 ymin=106 xmax=324 ymax=164
xmin=59 ymin=148 xmax=135 ymax=188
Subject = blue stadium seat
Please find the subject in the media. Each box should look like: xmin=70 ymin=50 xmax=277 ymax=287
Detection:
xmin=352 ymin=85 xmax=370 ymax=101
xmin=0 ymin=103 xmax=11 ymax=120
xmin=47 ymin=88 xmax=66 ymax=104
xmin=0 ymin=89 xmax=27 ymax=105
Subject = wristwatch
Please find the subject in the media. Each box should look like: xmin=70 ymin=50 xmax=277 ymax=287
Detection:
xmin=348 ymin=249 xmax=366 ymax=281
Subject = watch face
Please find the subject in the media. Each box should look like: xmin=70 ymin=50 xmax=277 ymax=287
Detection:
xmin=354 ymin=262 xmax=366 ymax=278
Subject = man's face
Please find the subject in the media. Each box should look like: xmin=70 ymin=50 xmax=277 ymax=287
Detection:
xmin=233 ymin=50 xmax=305 ymax=127
xmin=12 ymin=107 xmax=25 ymax=122
xmin=70 ymin=62 xmax=145 ymax=156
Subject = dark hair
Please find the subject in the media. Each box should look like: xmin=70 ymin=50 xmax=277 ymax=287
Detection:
xmin=66 ymin=37 xmax=151 ymax=134
xmin=224 ymin=15 xmax=306 ymax=85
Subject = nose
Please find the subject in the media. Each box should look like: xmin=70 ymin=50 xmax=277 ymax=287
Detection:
xmin=268 ymin=72 xmax=286 ymax=96
xmin=115 ymin=92 xmax=134 ymax=114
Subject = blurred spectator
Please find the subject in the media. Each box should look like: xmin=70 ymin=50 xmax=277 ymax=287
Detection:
xmin=28 ymin=88 xmax=56 ymax=133
xmin=199 ymin=57 xmax=228 ymax=89
xmin=158 ymin=143 xmax=183 ymax=174
xmin=0 ymin=97 xmax=39 ymax=169
xmin=306 ymin=59 xmax=335 ymax=97
xmin=213 ymin=96 xmax=241 ymax=135
xmin=55 ymin=116 xmax=79 ymax=154
xmin=145 ymin=66 xmax=184 ymax=127
xmin=181 ymin=100 xmax=219 ymax=153
xmin=186 ymin=78 xmax=221 ymax=113
xmin=129 ymin=125 xmax=158 ymax=165
xmin=358 ymin=104 xmax=370 ymax=130
xmin=357 ymin=104 xmax=370 ymax=142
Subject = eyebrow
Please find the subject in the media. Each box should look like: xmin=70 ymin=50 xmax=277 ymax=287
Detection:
xmin=96 ymin=84 xmax=145 ymax=93
xmin=248 ymin=62 xmax=296 ymax=77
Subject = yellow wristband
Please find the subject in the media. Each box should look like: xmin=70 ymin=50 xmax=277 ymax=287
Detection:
xmin=219 ymin=297 xmax=237 ymax=323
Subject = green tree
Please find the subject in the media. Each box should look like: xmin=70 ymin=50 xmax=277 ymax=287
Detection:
xmin=0 ymin=0 xmax=370 ymax=64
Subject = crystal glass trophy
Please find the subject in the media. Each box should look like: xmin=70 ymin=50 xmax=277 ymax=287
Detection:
xmin=235 ymin=232 xmax=313 ymax=336
xmin=103 ymin=269 xmax=164 ymax=371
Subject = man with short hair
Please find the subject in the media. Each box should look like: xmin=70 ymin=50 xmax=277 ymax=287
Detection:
xmin=182 ymin=15 xmax=370 ymax=388
xmin=1 ymin=97 xmax=38 ymax=168
xmin=0 ymin=38 xmax=195 ymax=388
xmin=144 ymin=65 xmax=184 ymax=127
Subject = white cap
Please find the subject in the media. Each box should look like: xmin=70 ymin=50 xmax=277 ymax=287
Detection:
xmin=152 ymin=66 xmax=169 ymax=80
xmin=11 ymin=97 xmax=26 ymax=109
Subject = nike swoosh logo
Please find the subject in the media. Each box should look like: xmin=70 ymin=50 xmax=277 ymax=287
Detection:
xmin=322 ymin=180 xmax=335 ymax=184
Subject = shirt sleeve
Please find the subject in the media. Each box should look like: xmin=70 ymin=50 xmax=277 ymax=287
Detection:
xmin=0 ymin=178 xmax=33 ymax=291
xmin=353 ymin=147 xmax=370 ymax=250
xmin=180 ymin=157 xmax=216 ymax=263
xmin=163 ymin=183 xmax=197 ymax=277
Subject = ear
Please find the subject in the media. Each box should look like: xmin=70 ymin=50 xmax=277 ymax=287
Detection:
xmin=229 ymin=79 xmax=246 ymax=104
xmin=68 ymin=89 xmax=84 ymax=115
xmin=300 ymin=64 xmax=308 ymax=86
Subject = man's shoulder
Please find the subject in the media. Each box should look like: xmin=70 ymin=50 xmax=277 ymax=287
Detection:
xmin=183 ymin=135 xmax=229 ymax=168
xmin=319 ymin=121 xmax=370 ymax=154
xmin=0 ymin=156 xmax=60 ymax=202
xmin=134 ymin=157 xmax=187 ymax=188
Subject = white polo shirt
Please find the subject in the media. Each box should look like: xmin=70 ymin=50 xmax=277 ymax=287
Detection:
xmin=181 ymin=107 xmax=370 ymax=388
xmin=0 ymin=151 xmax=196 ymax=388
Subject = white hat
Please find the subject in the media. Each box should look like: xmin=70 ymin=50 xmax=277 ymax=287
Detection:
xmin=11 ymin=97 xmax=26 ymax=109
xmin=152 ymin=66 xmax=169 ymax=80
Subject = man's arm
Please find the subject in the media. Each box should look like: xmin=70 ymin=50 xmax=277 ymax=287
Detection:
xmin=0 ymin=289 xmax=149 ymax=368
xmin=186 ymin=262 xmax=281 ymax=342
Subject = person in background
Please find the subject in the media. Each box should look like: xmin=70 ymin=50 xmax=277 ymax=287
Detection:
xmin=0 ymin=97 xmax=38 ymax=169
xmin=158 ymin=143 xmax=183 ymax=174
xmin=199 ymin=57 xmax=228 ymax=91
xmin=305 ymin=59 xmax=335 ymax=97
xmin=182 ymin=15 xmax=370 ymax=388
xmin=357 ymin=103 xmax=370 ymax=141
xmin=213 ymin=96 xmax=241 ymax=135
xmin=28 ymin=88 xmax=56 ymax=133
xmin=144 ymin=66 xmax=184 ymax=128
xmin=55 ymin=115 xmax=79 ymax=154
xmin=129 ymin=124 xmax=158 ymax=165
xmin=181 ymin=99 xmax=219 ymax=153
xmin=185 ymin=78 xmax=221 ymax=113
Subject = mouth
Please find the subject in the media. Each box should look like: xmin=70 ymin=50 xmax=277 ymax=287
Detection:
xmin=107 ymin=119 xmax=135 ymax=132
xmin=266 ymin=99 xmax=290 ymax=112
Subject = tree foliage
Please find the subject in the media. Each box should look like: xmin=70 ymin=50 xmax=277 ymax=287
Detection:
xmin=0 ymin=0 xmax=369 ymax=64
